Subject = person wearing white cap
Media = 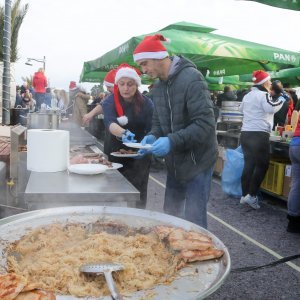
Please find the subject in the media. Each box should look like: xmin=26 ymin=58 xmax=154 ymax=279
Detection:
xmin=239 ymin=70 xmax=284 ymax=209
xmin=102 ymin=63 xmax=154 ymax=208
xmin=134 ymin=34 xmax=217 ymax=228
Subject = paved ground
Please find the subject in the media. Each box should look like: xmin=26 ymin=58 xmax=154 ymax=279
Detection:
xmin=146 ymin=165 xmax=300 ymax=300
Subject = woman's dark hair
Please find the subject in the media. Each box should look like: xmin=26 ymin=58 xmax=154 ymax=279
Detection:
xmin=133 ymin=90 xmax=144 ymax=115
xmin=271 ymin=80 xmax=283 ymax=95
xmin=119 ymin=89 xmax=144 ymax=115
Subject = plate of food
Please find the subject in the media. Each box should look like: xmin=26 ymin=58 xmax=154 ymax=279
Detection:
xmin=111 ymin=149 xmax=139 ymax=158
xmin=107 ymin=163 xmax=123 ymax=170
xmin=0 ymin=206 xmax=230 ymax=300
xmin=123 ymin=142 xmax=152 ymax=150
xmin=68 ymin=163 xmax=108 ymax=175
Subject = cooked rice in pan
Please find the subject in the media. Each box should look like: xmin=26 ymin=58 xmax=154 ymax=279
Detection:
xmin=7 ymin=223 xmax=180 ymax=297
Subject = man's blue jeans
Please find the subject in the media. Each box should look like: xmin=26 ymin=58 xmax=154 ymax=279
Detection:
xmin=163 ymin=166 xmax=214 ymax=228
xmin=288 ymin=145 xmax=300 ymax=217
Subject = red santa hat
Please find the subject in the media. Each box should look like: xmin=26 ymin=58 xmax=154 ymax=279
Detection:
xmin=103 ymin=69 xmax=117 ymax=87
xmin=114 ymin=63 xmax=142 ymax=126
xmin=69 ymin=81 xmax=77 ymax=90
xmin=115 ymin=65 xmax=141 ymax=86
xmin=252 ymin=70 xmax=270 ymax=85
xmin=133 ymin=34 xmax=169 ymax=62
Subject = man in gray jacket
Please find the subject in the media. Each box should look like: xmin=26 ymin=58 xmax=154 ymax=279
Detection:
xmin=134 ymin=34 xmax=217 ymax=228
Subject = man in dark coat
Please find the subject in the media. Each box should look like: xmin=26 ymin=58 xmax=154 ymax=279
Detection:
xmin=216 ymin=86 xmax=237 ymax=108
xmin=134 ymin=34 xmax=217 ymax=228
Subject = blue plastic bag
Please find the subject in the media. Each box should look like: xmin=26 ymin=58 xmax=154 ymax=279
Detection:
xmin=221 ymin=146 xmax=244 ymax=198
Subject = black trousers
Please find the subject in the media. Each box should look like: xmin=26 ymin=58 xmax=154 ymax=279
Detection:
xmin=119 ymin=156 xmax=151 ymax=208
xmin=240 ymin=131 xmax=270 ymax=197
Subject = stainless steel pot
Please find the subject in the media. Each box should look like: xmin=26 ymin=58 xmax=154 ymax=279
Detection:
xmin=221 ymin=101 xmax=242 ymax=108
xmin=0 ymin=206 xmax=230 ymax=300
xmin=27 ymin=111 xmax=60 ymax=129
xmin=50 ymin=112 xmax=59 ymax=129
xmin=10 ymin=106 xmax=29 ymax=126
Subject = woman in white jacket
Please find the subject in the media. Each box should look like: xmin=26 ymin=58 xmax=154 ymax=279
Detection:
xmin=239 ymin=70 xmax=284 ymax=209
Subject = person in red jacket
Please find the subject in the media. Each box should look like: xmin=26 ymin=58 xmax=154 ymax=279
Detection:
xmin=32 ymin=68 xmax=48 ymax=110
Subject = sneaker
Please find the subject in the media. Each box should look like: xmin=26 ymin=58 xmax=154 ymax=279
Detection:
xmin=241 ymin=194 xmax=260 ymax=210
xmin=240 ymin=196 xmax=246 ymax=204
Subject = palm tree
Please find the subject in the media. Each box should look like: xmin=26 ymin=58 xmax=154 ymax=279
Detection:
xmin=21 ymin=75 xmax=32 ymax=87
xmin=0 ymin=0 xmax=29 ymax=62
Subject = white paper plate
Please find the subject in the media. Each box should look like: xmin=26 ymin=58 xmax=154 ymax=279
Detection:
xmin=106 ymin=163 xmax=123 ymax=170
xmin=111 ymin=152 xmax=139 ymax=158
xmin=68 ymin=164 xmax=108 ymax=175
xmin=123 ymin=142 xmax=152 ymax=149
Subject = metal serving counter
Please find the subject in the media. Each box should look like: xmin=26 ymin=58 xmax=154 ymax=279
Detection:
xmin=24 ymin=123 xmax=139 ymax=209
xmin=25 ymin=170 xmax=139 ymax=209
xmin=1 ymin=122 xmax=139 ymax=217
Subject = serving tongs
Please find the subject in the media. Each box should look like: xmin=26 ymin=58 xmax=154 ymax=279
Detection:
xmin=80 ymin=262 xmax=124 ymax=300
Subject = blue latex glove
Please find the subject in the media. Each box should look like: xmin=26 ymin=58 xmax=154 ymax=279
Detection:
xmin=122 ymin=130 xmax=137 ymax=143
xmin=151 ymin=137 xmax=171 ymax=157
xmin=137 ymin=135 xmax=157 ymax=157
xmin=140 ymin=134 xmax=157 ymax=145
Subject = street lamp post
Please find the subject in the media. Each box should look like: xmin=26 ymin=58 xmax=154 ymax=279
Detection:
xmin=25 ymin=56 xmax=46 ymax=70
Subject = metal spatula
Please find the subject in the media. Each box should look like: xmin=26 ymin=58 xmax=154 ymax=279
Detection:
xmin=80 ymin=262 xmax=124 ymax=300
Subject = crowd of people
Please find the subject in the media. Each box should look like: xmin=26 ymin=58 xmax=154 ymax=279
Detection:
xmin=14 ymin=34 xmax=300 ymax=234
xmin=15 ymin=68 xmax=70 ymax=114
xmin=92 ymin=35 xmax=299 ymax=233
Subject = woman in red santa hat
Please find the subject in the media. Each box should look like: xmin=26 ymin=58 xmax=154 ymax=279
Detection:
xmin=239 ymin=70 xmax=285 ymax=209
xmin=102 ymin=63 xmax=154 ymax=208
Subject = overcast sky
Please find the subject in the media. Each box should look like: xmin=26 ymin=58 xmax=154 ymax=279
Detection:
xmin=4 ymin=0 xmax=300 ymax=90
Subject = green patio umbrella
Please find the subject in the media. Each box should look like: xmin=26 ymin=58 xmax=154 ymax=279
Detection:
xmin=80 ymin=21 xmax=300 ymax=82
xmin=239 ymin=66 xmax=300 ymax=86
xmin=207 ymin=84 xmax=250 ymax=91
xmin=245 ymin=0 xmax=300 ymax=11
xmin=205 ymin=75 xmax=252 ymax=85
xmin=80 ymin=71 xmax=108 ymax=83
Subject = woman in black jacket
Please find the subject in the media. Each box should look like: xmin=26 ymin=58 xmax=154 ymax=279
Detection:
xmin=102 ymin=64 xmax=153 ymax=208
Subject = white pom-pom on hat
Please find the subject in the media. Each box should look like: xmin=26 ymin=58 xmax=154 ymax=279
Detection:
xmin=252 ymin=77 xmax=256 ymax=81
xmin=117 ymin=116 xmax=128 ymax=126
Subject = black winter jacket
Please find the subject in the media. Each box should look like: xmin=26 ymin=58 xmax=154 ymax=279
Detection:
xmin=150 ymin=56 xmax=217 ymax=183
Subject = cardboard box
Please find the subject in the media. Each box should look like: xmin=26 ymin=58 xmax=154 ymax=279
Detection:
xmin=218 ymin=145 xmax=226 ymax=160
xmin=282 ymin=165 xmax=292 ymax=199
xmin=214 ymin=156 xmax=224 ymax=175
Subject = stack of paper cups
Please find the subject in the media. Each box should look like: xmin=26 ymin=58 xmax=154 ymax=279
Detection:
xmin=27 ymin=129 xmax=69 ymax=172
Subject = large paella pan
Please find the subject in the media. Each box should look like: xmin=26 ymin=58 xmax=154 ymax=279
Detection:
xmin=0 ymin=206 xmax=230 ymax=299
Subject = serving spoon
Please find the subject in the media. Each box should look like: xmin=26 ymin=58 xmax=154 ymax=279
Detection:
xmin=80 ymin=262 xmax=124 ymax=300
